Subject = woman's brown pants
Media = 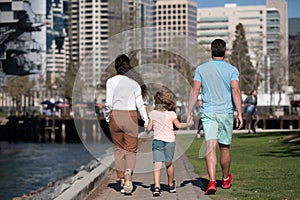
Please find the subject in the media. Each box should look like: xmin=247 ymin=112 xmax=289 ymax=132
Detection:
xmin=109 ymin=110 xmax=139 ymax=179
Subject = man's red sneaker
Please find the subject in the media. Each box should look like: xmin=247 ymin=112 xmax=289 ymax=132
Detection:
xmin=204 ymin=180 xmax=217 ymax=195
xmin=222 ymin=173 xmax=233 ymax=189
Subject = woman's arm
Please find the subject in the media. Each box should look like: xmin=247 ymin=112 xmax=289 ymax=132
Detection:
xmin=146 ymin=119 xmax=153 ymax=133
xmin=105 ymin=79 xmax=113 ymax=122
xmin=135 ymin=87 xmax=149 ymax=127
xmin=105 ymin=79 xmax=113 ymax=108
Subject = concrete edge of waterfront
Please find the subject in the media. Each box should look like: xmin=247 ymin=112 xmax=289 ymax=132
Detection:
xmin=12 ymin=147 xmax=114 ymax=200
xmin=54 ymin=132 xmax=151 ymax=200
xmin=54 ymin=148 xmax=114 ymax=200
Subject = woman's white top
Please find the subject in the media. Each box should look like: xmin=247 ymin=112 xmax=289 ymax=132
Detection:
xmin=105 ymin=75 xmax=148 ymax=126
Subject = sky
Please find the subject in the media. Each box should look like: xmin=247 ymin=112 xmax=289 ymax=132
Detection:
xmin=29 ymin=0 xmax=299 ymax=18
xmin=196 ymin=0 xmax=300 ymax=18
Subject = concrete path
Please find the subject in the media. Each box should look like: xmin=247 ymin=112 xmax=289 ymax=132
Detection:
xmin=85 ymin=134 xmax=210 ymax=200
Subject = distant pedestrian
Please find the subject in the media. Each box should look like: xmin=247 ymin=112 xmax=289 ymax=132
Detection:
xmin=146 ymin=89 xmax=193 ymax=197
xmin=243 ymin=89 xmax=259 ymax=133
xmin=105 ymin=54 xmax=149 ymax=195
xmin=187 ymin=39 xmax=243 ymax=195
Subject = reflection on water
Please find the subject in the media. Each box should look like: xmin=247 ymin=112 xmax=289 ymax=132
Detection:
xmin=0 ymin=141 xmax=112 ymax=200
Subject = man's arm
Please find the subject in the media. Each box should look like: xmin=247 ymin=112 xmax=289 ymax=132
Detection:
xmin=187 ymin=80 xmax=201 ymax=123
xmin=230 ymin=80 xmax=243 ymax=129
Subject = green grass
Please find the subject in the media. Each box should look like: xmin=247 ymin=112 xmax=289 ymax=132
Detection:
xmin=183 ymin=132 xmax=300 ymax=200
xmin=0 ymin=112 xmax=8 ymax=118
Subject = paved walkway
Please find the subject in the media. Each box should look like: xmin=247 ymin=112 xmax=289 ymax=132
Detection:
xmin=85 ymin=134 xmax=210 ymax=200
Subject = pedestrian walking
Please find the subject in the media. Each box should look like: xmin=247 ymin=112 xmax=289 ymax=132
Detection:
xmin=146 ymin=89 xmax=193 ymax=197
xmin=187 ymin=39 xmax=243 ymax=195
xmin=243 ymin=89 xmax=259 ymax=134
xmin=105 ymin=54 xmax=149 ymax=194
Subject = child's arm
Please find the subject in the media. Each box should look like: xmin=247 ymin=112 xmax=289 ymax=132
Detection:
xmin=146 ymin=119 xmax=153 ymax=133
xmin=173 ymin=118 xmax=194 ymax=129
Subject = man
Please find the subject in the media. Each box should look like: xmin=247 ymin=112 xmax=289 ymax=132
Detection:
xmin=187 ymin=39 xmax=243 ymax=195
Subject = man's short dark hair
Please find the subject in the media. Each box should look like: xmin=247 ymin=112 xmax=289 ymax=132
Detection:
xmin=211 ymin=39 xmax=226 ymax=57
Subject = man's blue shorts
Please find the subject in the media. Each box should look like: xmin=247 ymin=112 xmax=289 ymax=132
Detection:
xmin=152 ymin=139 xmax=176 ymax=163
xmin=201 ymin=113 xmax=234 ymax=145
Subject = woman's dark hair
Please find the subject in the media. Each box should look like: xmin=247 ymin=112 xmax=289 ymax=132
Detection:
xmin=114 ymin=54 xmax=147 ymax=97
xmin=211 ymin=39 xmax=226 ymax=57
xmin=249 ymin=89 xmax=256 ymax=95
xmin=154 ymin=89 xmax=176 ymax=111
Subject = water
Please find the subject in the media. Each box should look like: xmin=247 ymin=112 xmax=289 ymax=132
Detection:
xmin=0 ymin=142 xmax=112 ymax=200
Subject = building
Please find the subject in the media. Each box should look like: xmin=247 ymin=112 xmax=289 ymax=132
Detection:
xmin=68 ymin=0 xmax=80 ymax=68
xmin=0 ymin=0 xmax=44 ymax=78
xmin=197 ymin=0 xmax=288 ymax=98
xmin=266 ymin=0 xmax=288 ymax=92
xmin=288 ymin=18 xmax=300 ymax=36
xmin=0 ymin=0 xmax=45 ymax=111
xmin=46 ymin=0 xmax=69 ymax=97
xmin=125 ymin=0 xmax=155 ymax=64
xmin=68 ymin=0 xmax=156 ymax=102
xmin=155 ymin=0 xmax=197 ymax=56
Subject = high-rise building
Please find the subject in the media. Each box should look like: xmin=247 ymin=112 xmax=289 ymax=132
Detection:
xmin=68 ymin=0 xmax=80 ymax=68
xmin=46 ymin=0 xmax=69 ymax=94
xmin=0 ymin=0 xmax=45 ymax=108
xmin=266 ymin=0 xmax=288 ymax=90
xmin=124 ymin=0 xmax=155 ymax=64
xmin=197 ymin=0 xmax=288 ymax=95
xmin=155 ymin=0 xmax=197 ymax=56
xmin=288 ymin=18 xmax=300 ymax=36
xmin=0 ymin=0 xmax=44 ymax=78
xmin=72 ymin=0 xmax=110 ymax=89
xmin=68 ymin=0 xmax=155 ymax=100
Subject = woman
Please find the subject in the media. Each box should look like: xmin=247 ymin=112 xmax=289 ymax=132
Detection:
xmin=105 ymin=54 xmax=149 ymax=194
xmin=244 ymin=89 xmax=259 ymax=134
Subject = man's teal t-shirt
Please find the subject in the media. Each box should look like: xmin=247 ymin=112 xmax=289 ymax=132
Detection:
xmin=194 ymin=60 xmax=239 ymax=114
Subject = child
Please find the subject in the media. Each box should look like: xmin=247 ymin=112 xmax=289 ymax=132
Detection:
xmin=146 ymin=89 xmax=194 ymax=197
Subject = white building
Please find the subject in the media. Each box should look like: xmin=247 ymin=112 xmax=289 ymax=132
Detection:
xmin=46 ymin=31 xmax=69 ymax=85
xmin=68 ymin=0 xmax=156 ymax=103
xmin=46 ymin=0 xmax=69 ymax=94
xmin=78 ymin=0 xmax=109 ymax=87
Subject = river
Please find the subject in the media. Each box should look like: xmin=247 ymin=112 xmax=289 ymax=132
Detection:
xmin=0 ymin=141 xmax=112 ymax=200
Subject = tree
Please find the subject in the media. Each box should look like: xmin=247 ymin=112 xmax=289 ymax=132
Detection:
xmin=289 ymin=32 xmax=300 ymax=93
xmin=230 ymin=23 xmax=260 ymax=93
xmin=55 ymin=58 xmax=79 ymax=103
xmin=3 ymin=76 xmax=36 ymax=114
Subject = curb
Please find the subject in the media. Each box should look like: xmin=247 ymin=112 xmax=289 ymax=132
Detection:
xmin=13 ymin=147 xmax=115 ymax=200
xmin=54 ymin=148 xmax=114 ymax=200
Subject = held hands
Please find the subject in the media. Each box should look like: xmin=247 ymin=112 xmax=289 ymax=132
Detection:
xmin=186 ymin=114 xmax=194 ymax=127
xmin=144 ymin=124 xmax=150 ymax=133
xmin=187 ymin=118 xmax=194 ymax=127
xmin=187 ymin=113 xmax=193 ymax=124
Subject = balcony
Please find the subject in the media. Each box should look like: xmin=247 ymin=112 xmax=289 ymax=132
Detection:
xmin=0 ymin=0 xmax=45 ymax=76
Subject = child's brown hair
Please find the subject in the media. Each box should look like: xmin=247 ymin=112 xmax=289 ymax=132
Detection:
xmin=154 ymin=89 xmax=176 ymax=111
